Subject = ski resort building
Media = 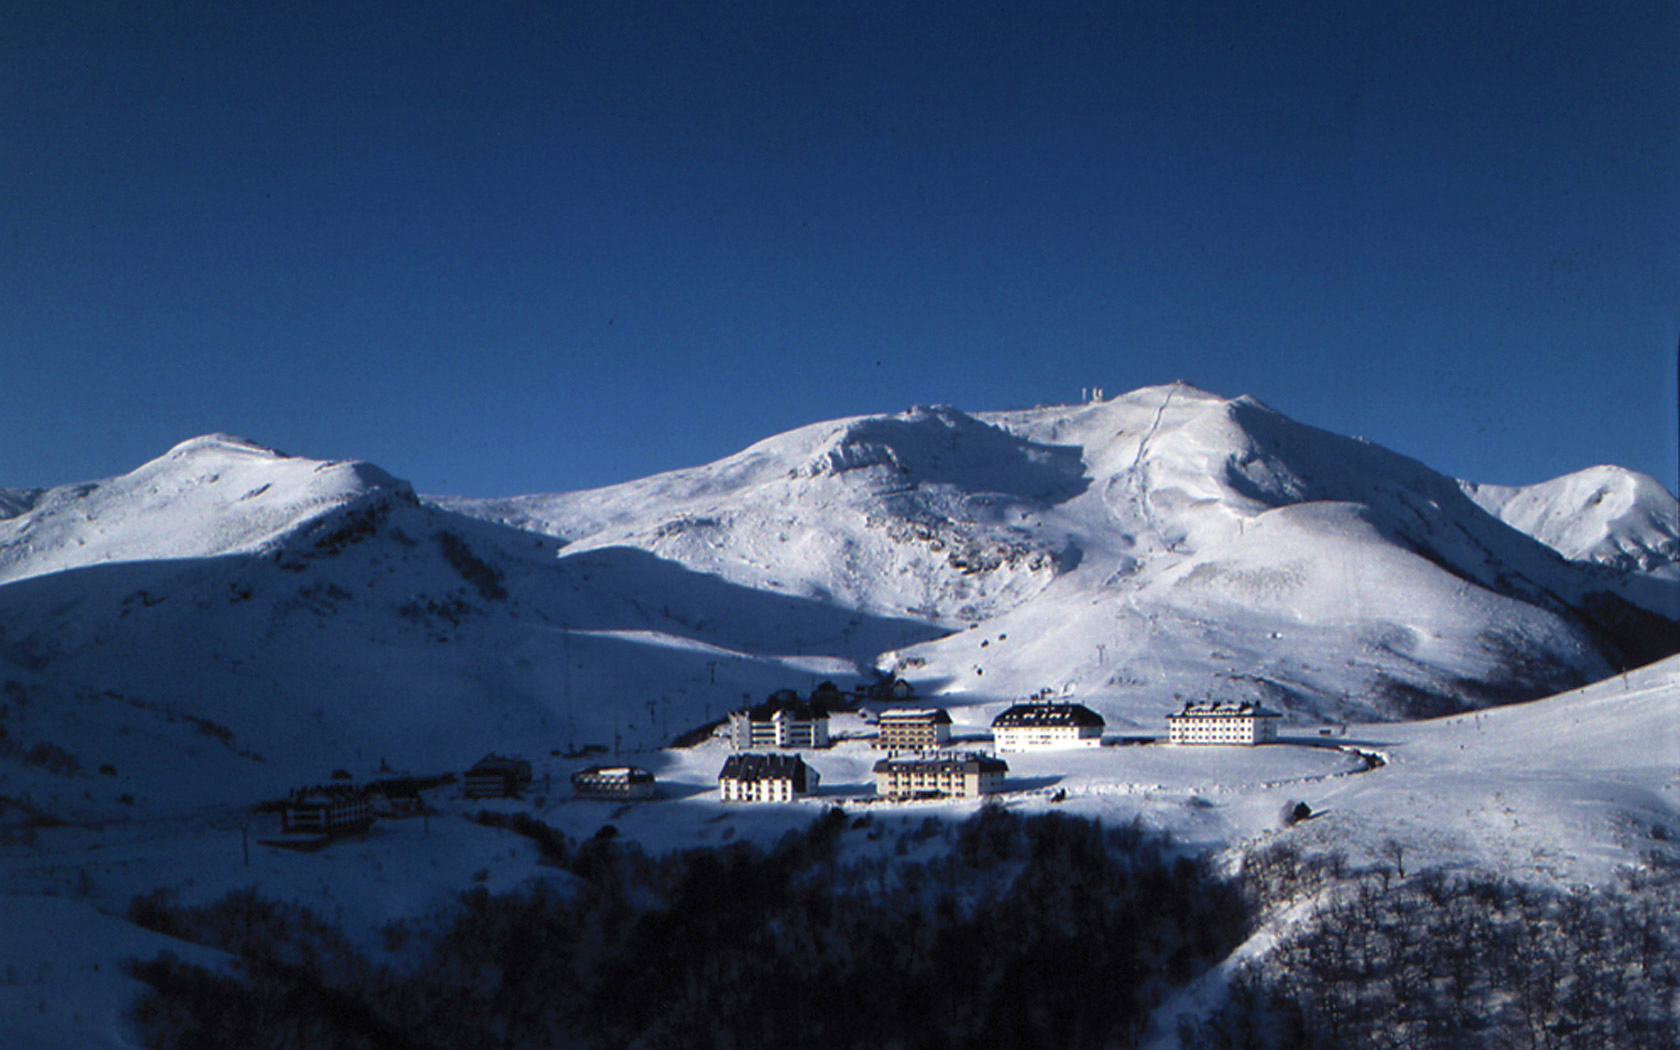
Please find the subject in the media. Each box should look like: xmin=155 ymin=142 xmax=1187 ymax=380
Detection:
xmin=717 ymin=753 xmax=819 ymax=803
xmin=462 ymin=754 xmax=534 ymax=798
xmin=990 ymin=701 xmax=1105 ymax=751
xmin=280 ymin=785 xmax=373 ymax=835
xmin=728 ymin=690 xmax=832 ymax=749
xmin=1167 ymin=701 xmax=1283 ymax=745
xmin=571 ymin=765 xmax=657 ymax=801
xmin=873 ymin=752 xmax=1007 ymax=800
xmin=874 ymin=708 xmax=952 ymax=751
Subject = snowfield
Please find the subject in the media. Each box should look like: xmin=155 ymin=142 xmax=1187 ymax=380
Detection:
xmin=1 ymin=657 xmax=1675 ymax=1047
xmin=0 ymin=434 xmax=411 ymax=587
xmin=0 ymin=385 xmax=1676 ymax=1046
xmin=1465 ymin=464 xmax=1680 ymax=579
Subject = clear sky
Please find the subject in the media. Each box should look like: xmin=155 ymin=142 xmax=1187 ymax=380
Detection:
xmin=4 ymin=1 xmax=1676 ymax=497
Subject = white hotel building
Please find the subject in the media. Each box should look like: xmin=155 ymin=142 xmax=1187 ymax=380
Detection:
xmin=990 ymin=701 xmax=1105 ymax=751
xmin=1167 ymin=701 xmax=1283 ymax=746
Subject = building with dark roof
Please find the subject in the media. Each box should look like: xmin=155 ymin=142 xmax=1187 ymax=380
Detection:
xmin=463 ymin=754 xmax=533 ymax=798
xmin=718 ymin=752 xmax=819 ymax=803
xmin=873 ymin=751 xmax=1007 ymax=800
xmin=1167 ymin=701 xmax=1282 ymax=745
xmin=572 ymin=765 xmax=657 ymax=800
xmin=875 ymin=708 xmax=952 ymax=751
xmin=991 ymin=701 xmax=1105 ymax=751
xmin=281 ymin=785 xmax=373 ymax=835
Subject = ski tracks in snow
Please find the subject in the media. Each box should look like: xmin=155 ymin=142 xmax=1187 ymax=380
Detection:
xmin=1104 ymin=383 xmax=1178 ymax=556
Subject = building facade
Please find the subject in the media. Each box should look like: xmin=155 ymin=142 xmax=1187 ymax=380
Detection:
xmin=463 ymin=754 xmax=534 ymax=798
xmin=718 ymin=752 xmax=818 ymax=803
xmin=1167 ymin=701 xmax=1282 ymax=745
xmin=281 ymin=785 xmax=373 ymax=835
xmin=872 ymin=752 xmax=1007 ymax=800
xmin=990 ymin=702 xmax=1105 ymax=751
xmin=571 ymin=765 xmax=657 ymax=801
xmin=728 ymin=690 xmax=832 ymax=749
xmin=875 ymin=708 xmax=952 ymax=751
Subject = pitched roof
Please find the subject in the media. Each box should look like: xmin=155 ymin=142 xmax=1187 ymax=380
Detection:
xmin=573 ymin=765 xmax=654 ymax=783
xmin=991 ymin=702 xmax=1105 ymax=729
xmin=872 ymin=752 xmax=1006 ymax=775
xmin=718 ymin=752 xmax=809 ymax=782
xmin=1171 ymin=701 xmax=1283 ymax=719
xmin=469 ymin=753 xmax=532 ymax=773
xmin=877 ymin=707 xmax=952 ymax=725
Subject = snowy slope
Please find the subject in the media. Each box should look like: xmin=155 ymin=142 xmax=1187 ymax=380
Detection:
xmin=1463 ymin=465 xmax=1680 ymax=579
xmin=1283 ymin=653 xmax=1680 ymax=883
xmin=0 ymin=435 xmax=411 ymax=585
xmin=443 ymin=405 xmax=1082 ymax=626
xmin=1 ymin=655 xmax=1672 ymax=1048
xmin=0 ymin=385 xmax=1673 ymax=834
xmin=0 ymin=437 xmax=934 ymax=828
xmin=447 ymin=385 xmax=1678 ymax=727
xmin=2 ymin=388 xmax=1676 ymax=1049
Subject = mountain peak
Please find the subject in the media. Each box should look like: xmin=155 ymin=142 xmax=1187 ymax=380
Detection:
xmin=1464 ymin=465 xmax=1680 ymax=577
xmin=793 ymin=406 xmax=1084 ymax=502
xmin=0 ymin=436 xmax=414 ymax=585
xmin=162 ymin=433 xmax=290 ymax=461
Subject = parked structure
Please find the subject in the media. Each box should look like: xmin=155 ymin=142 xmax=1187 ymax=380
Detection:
xmin=463 ymin=754 xmax=533 ymax=798
xmin=281 ymin=785 xmax=373 ymax=835
xmin=991 ymin=701 xmax=1105 ymax=751
xmin=875 ymin=708 xmax=953 ymax=751
xmin=873 ymin=751 xmax=1006 ymax=800
xmin=572 ymin=764 xmax=657 ymax=801
xmin=717 ymin=752 xmax=818 ymax=803
xmin=728 ymin=689 xmax=831 ymax=749
xmin=1167 ymin=701 xmax=1283 ymax=745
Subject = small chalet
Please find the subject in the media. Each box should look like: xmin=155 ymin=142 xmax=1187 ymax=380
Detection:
xmin=873 ymin=751 xmax=1006 ymax=800
xmin=991 ymin=701 xmax=1105 ymax=751
xmin=718 ymin=752 xmax=819 ymax=803
xmin=875 ymin=708 xmax=952 ymax=751
xmin=281 ymin=785 xmax=373 ymax=835
xmin=572 ymin=765 xmax=657 ymax=801
xmin=463 ymin=754 xmax=533 ymax=799
xmin=1167 ymin=701 xmax=1283 ymax=746
xmin=728 ymin=689 xmax=831 ymax=749
xmin=862 ymin=675 xmax=916 ymax=703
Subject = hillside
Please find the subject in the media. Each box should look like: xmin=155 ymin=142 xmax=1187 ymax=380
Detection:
xmin=448 ymin=385 xmax=1678 ymax=726
xmin=0 ymin=390 xmax=1673 ymax=829
xmin=1463 ymin=464 xmax=1680 ymax=578
xmin=0 ymin=392 xmax=1675 ymax=1047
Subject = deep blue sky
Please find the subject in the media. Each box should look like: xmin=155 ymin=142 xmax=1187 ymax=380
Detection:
xmin=4 ymin=1 xmax=1676 ymax=497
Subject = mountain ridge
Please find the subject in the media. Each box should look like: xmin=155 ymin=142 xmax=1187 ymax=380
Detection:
xmin=0 ymin=385 xmax=1675 ymax=803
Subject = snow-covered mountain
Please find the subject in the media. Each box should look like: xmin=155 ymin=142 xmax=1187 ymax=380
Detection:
xmin=449 ymin=385 xmax=1678 ymax=725
xmin=1 ymin=393 xmax=1677 ymax=1049
xmin=0 ymin=387 xmax=1675 ymax=818
xmin=0 ymin=434 xmax=412 ymax=585
xmin=1463 ymin=465 xmax=1680 ymax=579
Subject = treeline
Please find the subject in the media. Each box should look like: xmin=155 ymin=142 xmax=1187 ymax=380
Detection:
xmin=126 ymin=806 xmax=1249 ymax=1050
xmin=1182 ymin=842 xmax=1680 ymax=1050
